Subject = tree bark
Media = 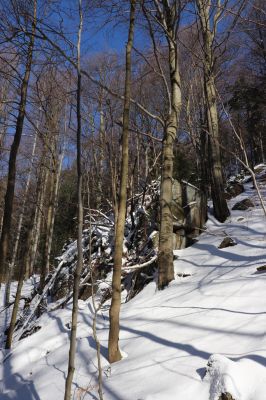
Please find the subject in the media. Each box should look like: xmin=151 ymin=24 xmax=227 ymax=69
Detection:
xmin=108 ymin=0 xmax=136 ymax=363
xmin=205 ymin=75 xmax=230 ymax=222
xmin=0 ymin=1 xmax=37 ymax=284
xmin=154 ymin=6 xmax=182 ymax=289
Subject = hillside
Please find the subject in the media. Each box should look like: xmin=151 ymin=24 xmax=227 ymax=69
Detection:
xmin=1 ymin=169 xmax=266 ymax=400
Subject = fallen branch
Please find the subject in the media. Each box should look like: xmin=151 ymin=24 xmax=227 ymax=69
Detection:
xmin=13 ymin=260 xmax=66 ymax=342
xmin=122 ymin=255 xmax=157 ymax=271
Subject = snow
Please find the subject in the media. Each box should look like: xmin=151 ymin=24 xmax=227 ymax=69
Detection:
xmin=205 ymin=354 xmax=266 ymax=400
xmin=1 ymin=177 xmax=266 ymax=399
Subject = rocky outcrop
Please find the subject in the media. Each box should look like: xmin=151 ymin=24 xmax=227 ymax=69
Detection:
xmin=225 ymin=182 xmax=244 ymax=199
xmin=172 ymin=180 xmax=206 ymax=248
xmin=232 ymin=198 xmax=254 ymax=210
xmin=48 ymin=180 xmax=207 ymax=303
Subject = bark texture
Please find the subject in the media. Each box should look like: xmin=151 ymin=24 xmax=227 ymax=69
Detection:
xmin=155 ymin=3 xmax=182 ymax=289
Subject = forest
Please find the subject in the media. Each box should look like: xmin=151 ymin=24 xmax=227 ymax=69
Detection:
xmin=0 ymin=0 xmax=265 ymax=399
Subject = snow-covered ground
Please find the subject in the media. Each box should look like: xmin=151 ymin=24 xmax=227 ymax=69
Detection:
xmin=0 ymin=177 xmax=266 ymax=400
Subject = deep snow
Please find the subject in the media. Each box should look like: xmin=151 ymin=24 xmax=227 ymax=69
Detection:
xmin=0 ymin=176 xmax=266 ymax=400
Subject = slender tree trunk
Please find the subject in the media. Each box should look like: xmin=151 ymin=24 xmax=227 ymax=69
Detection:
xmin=40 ymin=148 xmax=63 ymax=289
xmin=259 ymin=131 xmax=265 ymax=164
xmin=108 ymin=0 xmax=136 ymax=363
xmin=64 ymin=1 xmax=83 ymax=398
xmin=0 ymin=80 xmax=11 ymax=160
xmin=40 ymin=171 xmax=55 ymax=289
xmin=96 ymin=104 xmax=105 ymax=208
xmin=47 ymin=147 xmax=64 ymax=264
xmin=0 ymin=2 xmax=37 ymax=284
xmin=5 ymin=132 xmax=38 ymax=305
xmin=27 ymin=167 xmax=48 ymax=277
xmin=199 ymin=110 xmax=209 ymax=225
xmin=5 ymin=220 xmax=33 ymax=349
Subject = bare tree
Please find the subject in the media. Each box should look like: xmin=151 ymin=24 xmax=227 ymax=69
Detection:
xmin=108 ymin=0 xmax=136 ymax=363
xmin=142 ymin=0 xmax=183 ymax=288
xmin=195 ymin=0 xmax=235 ymax=222
xmin=64 ymin=0 xmax=84 ymax=397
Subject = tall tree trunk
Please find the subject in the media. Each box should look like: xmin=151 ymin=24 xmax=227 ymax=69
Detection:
xmin=5 ymin=132 xmax=38 ymax=305
xmin=95 ymin=103 xmax=105 ymax=208
xmin=108 ymin=0 xmax=136 ymax=363
xmin=40 ymin=170 xmax=56 ymax=289
xmin=0 ymin=1 xmax=37 ymax=284
xmin=199 ymin=109 xmax=209 ymax=225
xmin=157 ymin=36 xmax=182 ymax=289
xmin=40 ymin=148 xmax=63 ymax=289
xmin=64 ymin=1 xmax=83 ymax=398
xmin=0 ymin=80 xmax=11 ymax=160
xmin=196 ymin=0 xmax=230 ymax=223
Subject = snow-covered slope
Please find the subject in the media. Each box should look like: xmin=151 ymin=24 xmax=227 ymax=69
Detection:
xmin=1 ymin=176 xmax=266 ymax=400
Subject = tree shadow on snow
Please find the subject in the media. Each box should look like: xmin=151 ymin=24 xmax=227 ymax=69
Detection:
xmin=1 ymin=372 xmax=40 ymax=400
xmin=191 ymin=242 xmax=266 ymax=263
xmin=120 ymin=323 xmax=266 ymax=368
xmin=87 ymin=335 xmax=108 ymax=360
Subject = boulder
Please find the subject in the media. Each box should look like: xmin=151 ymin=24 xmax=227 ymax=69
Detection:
xmin=79 ymin=283 xmax=99 ymax=300
xmin=145 ymin=180 xmax=206 ymax=251
xmin=219 ymin=393 xmax=235 ymax=400
xmin=225 ymin=182 xmax=244 ymax=199
xmin=257 ymin=265 xmax=266 ymax=272
xmin=232 ymin=198 xmax=254 ymax=210
xmin=172 ymin=180 xmax=207 ymax=242
xmin=218 ymin=237 xmax=237 ymax=249
xmin=173 ymin=230 xmax=186 ymax=250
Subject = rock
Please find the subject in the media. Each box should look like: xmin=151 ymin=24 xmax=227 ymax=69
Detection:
xmin=79 ymin=283 xmax=98 ymax=300
xmin=125 ymin=260 xmax=157 ymax=301
xmin=176 ymin=273 xmax=191 ymax=278
xmin=172 ymin=180 xmax=185 ymax=223
xmin=225 ymin=182 xmax=244 ymax=199
xmin=173 ymin=230 xmax=186 ymax=250
xmin=232 ymin=198 xmax=254 ymax=210
xmin=149 ymin=231 xmax=159 ymax=250
xmin=254 ymin=164 xmax=266 ymax=173
xmin=218 ymin=237 xmax=237 ymax=249
xmin=219 ymin=393 xmax=235 ymax=400
xmin=257 ymin=265 xmax=266 ymax=272
xmin=172 ymin=180 xmax=207 ymax=246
